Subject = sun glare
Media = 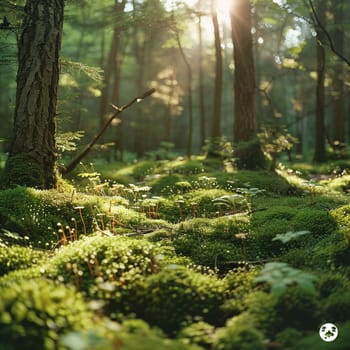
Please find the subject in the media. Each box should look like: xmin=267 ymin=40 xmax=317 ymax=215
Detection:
xmin=165 ymin=0 xmax=232 ymax=20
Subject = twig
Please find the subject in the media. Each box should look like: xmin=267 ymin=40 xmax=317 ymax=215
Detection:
xmin=62 ymin=88 xmax=155 ymax=175
xmin=308 ymin=0 xmax=350 ymax=67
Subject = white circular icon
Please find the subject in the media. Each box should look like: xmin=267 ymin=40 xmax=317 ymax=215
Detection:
xmin=319 ymin=323 xmax=338 ymax=342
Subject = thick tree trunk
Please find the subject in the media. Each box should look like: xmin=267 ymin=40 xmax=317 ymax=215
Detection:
xmin=313 ymin=0 xmax=326 ymax=163
xmin=4 ymin=0 xmax=64 ymax=189
xmin=231 ymin=0 xmax=264 ymax=169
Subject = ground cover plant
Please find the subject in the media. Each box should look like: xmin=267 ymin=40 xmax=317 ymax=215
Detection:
xmin=1 ymin=156 xmax=350 ymax=349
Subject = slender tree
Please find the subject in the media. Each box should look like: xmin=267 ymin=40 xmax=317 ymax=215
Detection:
xmin=311 ymin=0 xmax=326 ymax=162
xmin=208 ymin=0 xmax=223 ymax=157
xmin=4 ymin=0 xmax=64 ymax=188
xmin=230 ymin=0 xmax=264 ymax=169
xmin=331 ymin=1 xmax=345 ymax=147
xmin=197 ymin=0 xmax=206 ymax=148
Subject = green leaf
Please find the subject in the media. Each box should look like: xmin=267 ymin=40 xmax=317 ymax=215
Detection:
xmin=272 ymin=230 xmax=310 ymax=243
xmin=254 ymin=262 xmax=318 ymax=295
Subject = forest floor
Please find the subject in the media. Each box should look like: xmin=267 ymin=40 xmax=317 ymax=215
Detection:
xmin=1 ymin=156 xmax=350 ymax=349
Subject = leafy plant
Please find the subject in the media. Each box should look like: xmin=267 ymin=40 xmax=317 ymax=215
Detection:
xmin=254 ymin=262 xmax=318 ymax=295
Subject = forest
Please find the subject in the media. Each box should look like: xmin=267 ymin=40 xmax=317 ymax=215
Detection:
xmin=0 ymin=0 xmax=350 ymax=349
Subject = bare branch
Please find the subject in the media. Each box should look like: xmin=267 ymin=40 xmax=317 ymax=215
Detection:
xmin=61 ymin=88 xmax=155 ymax=175
xmin=308 ymin=0 xmax=350 ymax=67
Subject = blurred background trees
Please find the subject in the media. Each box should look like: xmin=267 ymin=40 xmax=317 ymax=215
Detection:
xmin=1 ymin=0 xmax=350 ymax=171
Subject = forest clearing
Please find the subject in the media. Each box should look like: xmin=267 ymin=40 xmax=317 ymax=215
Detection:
xmin=1 ymin=0 xmax=350 ymax=349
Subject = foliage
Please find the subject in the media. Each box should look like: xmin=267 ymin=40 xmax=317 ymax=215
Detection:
xmin=254 ymin=262 xmax=318 ymax=295
xmin=0 ymin=279 xmax=94 ymax=350
xmin=272 ymin=230 xmax=310 ymax=243
xmin=56 ymin=131 xmax=85 ymax=154
xmin=258 ymin=126 xmax=298 ymax=170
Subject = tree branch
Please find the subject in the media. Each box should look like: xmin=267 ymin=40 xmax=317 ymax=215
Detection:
xmin=61 ymin=88 xmax=155 ymax=175
xmin=308 ymin=0 xmax=350 ymax=67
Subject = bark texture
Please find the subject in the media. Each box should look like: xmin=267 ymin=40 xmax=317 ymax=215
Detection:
xmin=231 ymin=0 xmax=264 ymax=169
xmin=5 ymin=0 xmax=64 ymax=188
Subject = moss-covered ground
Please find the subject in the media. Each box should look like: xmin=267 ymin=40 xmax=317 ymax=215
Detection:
xmin=1 ymin=157 xmax=350 ymax=349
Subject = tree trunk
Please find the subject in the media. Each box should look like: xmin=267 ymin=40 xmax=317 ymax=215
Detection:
xmin=313 ymin=0 xmax=326 ymax=163
xmin=198 ymin=4 xmax=206 ymax=149
xmin=332 ymin=1 xmax=345 ymax=146
xmin=176 ymin=31 xmax=193 ymax=159
xmin=4 ymin=0 xmax=64 ymax=189
xmin=207 ymin=0 xmax=223 ymax=158
xmin=230 ymin=0 xmax=264 ymax=169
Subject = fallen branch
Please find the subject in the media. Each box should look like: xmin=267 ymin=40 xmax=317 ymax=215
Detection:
xmin=62 ymin=88 xmax=155 ymax=175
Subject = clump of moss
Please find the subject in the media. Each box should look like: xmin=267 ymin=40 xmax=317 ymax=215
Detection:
xmin=44 ymin=235 xmax=162 ymax=296
xmin=0 ymin=245 xmax=45 ymax=276
xmin=119 ymin=265 xmax=229 ymax=334
xmin=173 ymin=216 xmax=249 ymax=265
xmin=0 ymin=186 xmax=100 ymax=247
xmin=177 ymin=321 xmax=215 ymax=348
xmin=2 ymin=154 xmax=46 ymax=189
xmin=0 ymin=279 xmax=94 ymax=350
xmin=213 ymin=313 xmax=266 ymax=350
xmin=132 ymin=161 xmax=156 ymax=180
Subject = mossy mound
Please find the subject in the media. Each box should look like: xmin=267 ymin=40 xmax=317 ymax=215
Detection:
xmin=0 ymin=245 xmax=45 ymax=276
xmin=44 ymin=235 xmax=162 ymax=296
xmin=173 ymin=216 xmax=249 ymax=265
xmin=213 ymin=313 xmax=266 ymax=350
xmin=117 ymin=265 xmax=229 ymax=334
xmin=0 ymin=279 xmax=94 ymax=350
xmin=0 ymin=187 xmax=101 ymax=248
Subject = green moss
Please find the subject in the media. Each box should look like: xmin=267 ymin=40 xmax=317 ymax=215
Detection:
xmin=293 ymin=209 xmax=337 ymax=237
xmin=45 ymin=235 xmax=162 ymax=296
xmin=311 ymin=233 xmax=350 ymax=268
xmin=0 ymin=187 xmax=100 ymax=247
xmin=213 ymin=313 xmax=266 ymax=350
xmin=275 ymin=328 xmax=302 ymax=348
xmin=149 ymin=174 xmax=184 ymax=195
xmin=331 ymin=204 xmax=350 ymax=226
xmin=324 ymin=174 xmax=350 ymax=192
xmin=178 ymin=322 xmax=215 ymax=348
xmin=173 ymin=216 xmax=249 ymax=265
xmin=274 ymin=286 xmax=320 ymax=331
xmin=0 ymin=245 xmax=45 ymax=276
xmin=170 ymin=159 xmax=207 ymax=175
xmin=323 ymin=290 xmax=350 ymax=323
xmin=111 ymin=319 xmax=202 ymax=350
xmin=0 ymin=279 xmax=94 ymax=350
xmin=120 ymin=265 xmax=229 ymax=334
xmin=288 ymin=321 xmax=350 ymax=350
xmin=245 ymin=286 xmax=320 ymax=337
xmin=2 ymin=154 xmax=46 ymax=189
xmin=132 ymin=161 xmax=156 ymax=180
